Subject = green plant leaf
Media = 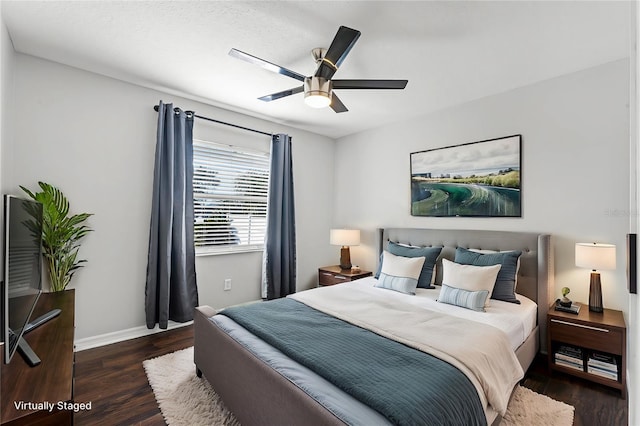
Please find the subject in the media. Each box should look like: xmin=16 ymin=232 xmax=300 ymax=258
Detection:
xmin=20 ymin=182 xmax=93 ymax=292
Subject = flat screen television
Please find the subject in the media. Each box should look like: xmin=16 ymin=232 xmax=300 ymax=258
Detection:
xmin=2 ymin=194 xmax=59 ymax=366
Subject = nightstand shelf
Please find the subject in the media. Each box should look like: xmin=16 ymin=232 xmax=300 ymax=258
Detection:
xmin=318 ymin=265 xmax=372 ymax=286
xmin=547 ymin=305 xmax=626 ymax=397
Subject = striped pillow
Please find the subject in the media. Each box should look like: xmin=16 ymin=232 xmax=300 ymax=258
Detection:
xmin=437 ymin=284 xmax=489 ymax=312
xmin=375 ymin=251 xmax=425 ymax=295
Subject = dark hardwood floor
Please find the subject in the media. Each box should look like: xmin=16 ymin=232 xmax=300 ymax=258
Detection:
xmin=74 ymin=325 xmax=628 ymax=425
xmin=74 ymin=325 xmax=194 ymax=426
xmin=524 ymin=356 xmax=628 ymax=426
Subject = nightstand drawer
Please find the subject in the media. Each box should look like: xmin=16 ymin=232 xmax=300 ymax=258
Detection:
xmin=319 ymin=271 xmax=350 ymax=286
xmin=549 ymin=319 xmax=623 ymax=355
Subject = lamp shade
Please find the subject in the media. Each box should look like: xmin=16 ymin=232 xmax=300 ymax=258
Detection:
xmin=330 ymin=229 xmax=360 ymax=247
xmin=575 ymin=243 xmax=616 ymax=270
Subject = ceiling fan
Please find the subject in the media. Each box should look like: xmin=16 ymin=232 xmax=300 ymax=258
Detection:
xmin=229 ymin=26 xmax=408 ymax=113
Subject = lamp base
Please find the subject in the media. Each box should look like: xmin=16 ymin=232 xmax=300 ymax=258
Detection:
xmin=339 ymin=246 xmax=352 ymax=270
xmin=589 ymin=271 xmax=604 ymax=313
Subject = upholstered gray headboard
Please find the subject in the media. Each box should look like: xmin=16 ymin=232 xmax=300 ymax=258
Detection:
xmin=378 ymin=228 xmax=554 ymax=353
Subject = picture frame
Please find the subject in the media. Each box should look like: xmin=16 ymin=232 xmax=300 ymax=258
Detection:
xmin=410 ymin=135 xmax=522 ymax=217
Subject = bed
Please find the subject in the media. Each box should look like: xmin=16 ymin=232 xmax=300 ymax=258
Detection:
xmin=194 ymin=228 xmax=554 ymax=425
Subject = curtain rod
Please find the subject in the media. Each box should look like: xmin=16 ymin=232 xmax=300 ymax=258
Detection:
xmin=153 ymin=104 xmax=272 ymax=137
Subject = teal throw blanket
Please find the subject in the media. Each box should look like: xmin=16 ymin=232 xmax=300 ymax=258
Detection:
xmin=222 ymin=298 xmax=486 ymax=426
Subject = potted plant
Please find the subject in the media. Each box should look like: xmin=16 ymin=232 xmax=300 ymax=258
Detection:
xmin=559 ymin=286 xmax=572 ymax=307
xmin=21 ymin=182 xmax=93 ymax=292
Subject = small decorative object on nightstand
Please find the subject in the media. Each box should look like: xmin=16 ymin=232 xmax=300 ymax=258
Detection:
xmin=318 ymin=265 xmax=371 ymax=286
xmin=547 ymin=305 xmax=626 ymax=397
xmin=559 ymin=286 xmax=572 ymax=307
xmin=554 ymin=292 xmax=581 ymax=315
xmin=575 ymin=242 xmax=616 ymax=313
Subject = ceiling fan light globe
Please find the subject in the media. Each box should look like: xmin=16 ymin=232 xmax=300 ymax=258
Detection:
xmin=304 ymin=93 xmax=332 ymax=108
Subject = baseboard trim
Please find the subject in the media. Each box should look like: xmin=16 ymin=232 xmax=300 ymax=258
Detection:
xmin=74 ymin=320 xmax=193 ymax=352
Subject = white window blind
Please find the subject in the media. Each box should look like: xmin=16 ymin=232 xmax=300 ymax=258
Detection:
xmin=193 ymin=140 xmax=270 ymax=254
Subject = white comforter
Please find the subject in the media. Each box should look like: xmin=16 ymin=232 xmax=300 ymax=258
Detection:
xmin=289 ymin=281 xmax=525 ymax=420
xmin=358 ymin=277 xmax=538 ymax=351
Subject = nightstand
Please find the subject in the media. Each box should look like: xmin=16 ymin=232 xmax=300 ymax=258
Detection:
xmin=547 ymin=305 xmax=626 ymax=397
xmin=318 ymin=265 xmax=372 ymax=286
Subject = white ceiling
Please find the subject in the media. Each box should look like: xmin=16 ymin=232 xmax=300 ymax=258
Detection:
xmin=1 ymin=1 xmax=632 ymax=139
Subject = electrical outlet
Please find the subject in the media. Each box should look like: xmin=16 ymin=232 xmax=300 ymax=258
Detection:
xmin=224 ymin=278 xmax=232 ymax=291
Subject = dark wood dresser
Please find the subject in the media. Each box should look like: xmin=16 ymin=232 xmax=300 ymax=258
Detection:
xmin=1 ymin=289 xmax=75 ymax=425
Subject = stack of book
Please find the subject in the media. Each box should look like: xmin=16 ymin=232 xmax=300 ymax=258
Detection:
xmin=554 ymin=345 xmax=583 ymax=371
xmin=554 ymin=300 xmax=581 ymax=314
xmin=587 ymin=352 xmax=619 ymax=380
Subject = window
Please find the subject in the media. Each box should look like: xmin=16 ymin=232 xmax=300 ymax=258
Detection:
xmin=193 ymin=140 xmax=270 ymax=254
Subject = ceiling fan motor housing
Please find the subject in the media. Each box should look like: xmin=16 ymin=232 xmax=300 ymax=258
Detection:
xmin=311 ymin=48 xmax=328 ymax=64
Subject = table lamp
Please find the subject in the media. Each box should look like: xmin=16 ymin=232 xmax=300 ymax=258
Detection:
xmin=575 ymin=242 xmax=616 ymax=313
xmin=330 ymin=229 xmax=360 ymax=270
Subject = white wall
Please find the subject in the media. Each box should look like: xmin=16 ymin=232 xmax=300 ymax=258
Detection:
xmin=335 ymin=59 xmax=630 ymax=314
xmin=0 ymin=14 xmax=14 ymax=209
xmin=5 ymin=53 xmax=335 ymax=340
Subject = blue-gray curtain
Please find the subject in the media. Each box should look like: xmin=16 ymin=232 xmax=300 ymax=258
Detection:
xmin=263 ymin=133 xmax=296 ymax=300
xmin=145 ymin=101 xmax=198 ymax=329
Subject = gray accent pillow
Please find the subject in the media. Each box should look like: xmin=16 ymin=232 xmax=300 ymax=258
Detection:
xmin=437 ymin=284 xmax=489 ymax=312
xmin=454 ymin=247 xmax=522 ymax=304
xmin=374 ymin=242 xmax=442 ymax=289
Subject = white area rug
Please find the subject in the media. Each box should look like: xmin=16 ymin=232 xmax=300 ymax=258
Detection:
xmin=501 ymin=385 xmax=574 ymax=426
xmin=144 ymin=347 xmax=574 ymax=426
xmin=143 ymin=347 xmax=239 ymax=426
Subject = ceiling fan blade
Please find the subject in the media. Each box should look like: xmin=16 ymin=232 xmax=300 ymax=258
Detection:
xmin=315 ymin=26 xmax=361 ymax=80
xmin=229 ymin=48 xmax=306 ymax=82
xmin=332 ymin=80 xmax=408 ymax=90
xmin=330 ymin=93 xmax=348 ymax=113
xmin=258 ymin=86 xmax=304 ymax=102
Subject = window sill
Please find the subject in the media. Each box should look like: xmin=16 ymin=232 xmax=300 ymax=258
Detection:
xmin=196 ymin=246 xmax=264 ymax=257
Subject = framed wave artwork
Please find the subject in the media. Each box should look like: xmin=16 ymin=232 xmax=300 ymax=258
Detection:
xmin=410 ymin=134 xmax=521 ymax=217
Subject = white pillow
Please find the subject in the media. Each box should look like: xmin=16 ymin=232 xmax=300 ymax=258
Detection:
xmin=441 ymin=258 xmax=501 ymax=307
xmin=375 ymin=251 xmax=426 ymax=295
